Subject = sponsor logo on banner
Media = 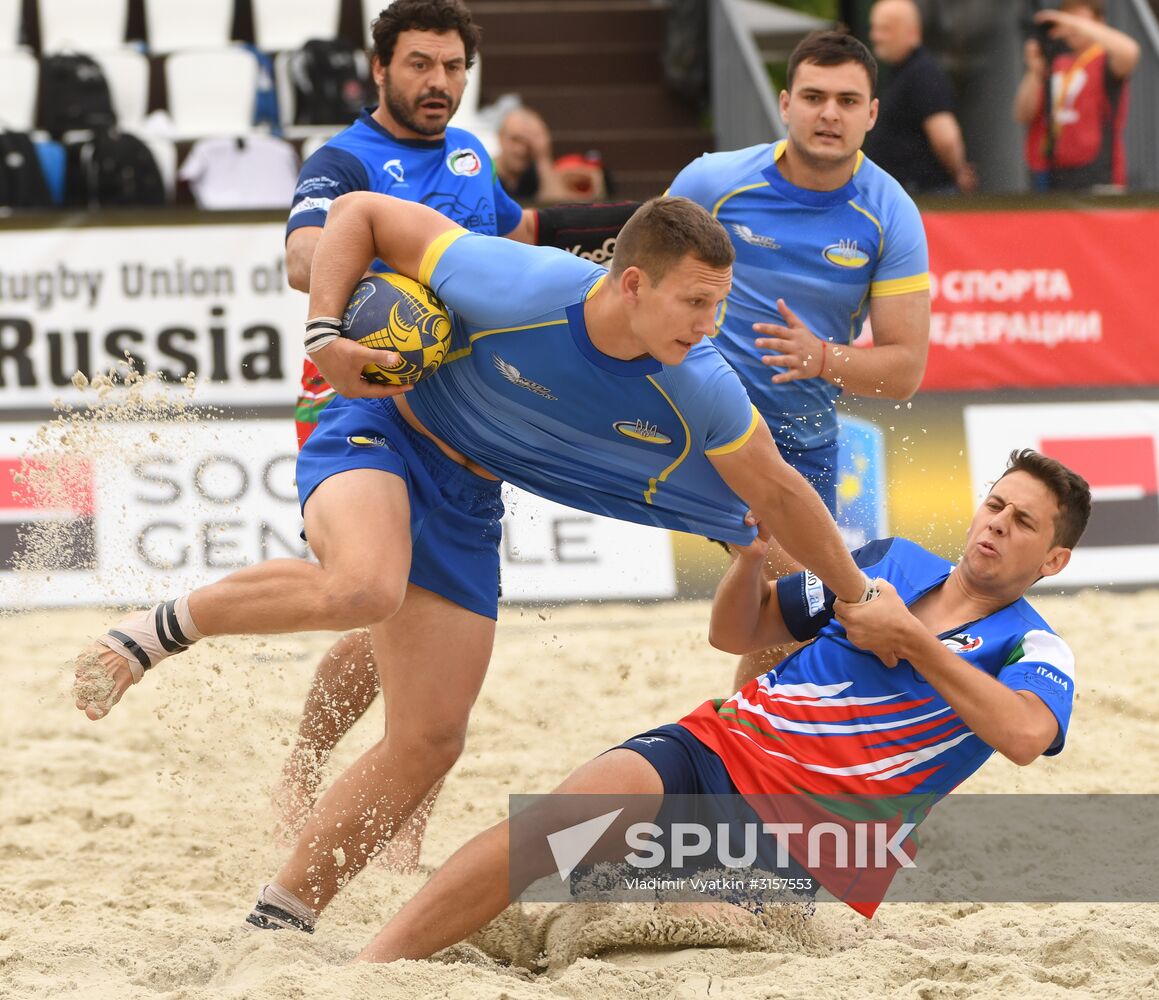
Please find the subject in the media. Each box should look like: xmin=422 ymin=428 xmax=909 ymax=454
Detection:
xmin=0 ymin=423 xmax=675 ymax=607
xmin=922 ymin=209 xmax=1159 ymax=390
xmin=0 ymin=224 xmax=303 ymax=409
xmin=964 ymin=401 xmax=1159 ymax=586
xmin=0 ymin=456 xmax=94 ymax=571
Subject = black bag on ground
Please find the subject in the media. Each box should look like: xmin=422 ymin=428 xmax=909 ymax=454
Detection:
xmin=0 ymin=131 xmax=54 ymax=208
xmin=38 ymin=53 xmax=117 ymax=137
xmin=64 ymin=129 xmax=165 ymax=208
xmin=289 ymin=38 xmax=370 ymax=125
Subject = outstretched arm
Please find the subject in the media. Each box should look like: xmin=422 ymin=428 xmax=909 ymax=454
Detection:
xmin=835 ymin=580 xmax=1060 ymax=764
xmin=710 ymin=420 xmax=867 ymax=605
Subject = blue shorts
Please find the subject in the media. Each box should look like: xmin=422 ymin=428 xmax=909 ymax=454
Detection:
xmin=618 ymin=723 xmax=815 ymax=893
xmin=618 ymin=723 xmax=738 ymax=795
xmin=778 ymin=440 xmax=837 ymax=516
xmin=296 ymin=395 xmax=505 ymax=619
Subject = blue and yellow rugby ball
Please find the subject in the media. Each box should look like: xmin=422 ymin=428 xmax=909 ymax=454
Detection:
xmin=341 ymin=273 xmax=452 ymax=385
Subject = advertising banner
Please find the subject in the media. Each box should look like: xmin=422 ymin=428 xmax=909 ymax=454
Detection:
xmin=0 ymin=421 xmax=674 ymax=608
xmin=965 ymin=401 xmax=1159 ymax=587
xmin=0 ymin=223 xmax=304 ymax=409
xmin=921 ymin=209 xmax=1159 ymax=392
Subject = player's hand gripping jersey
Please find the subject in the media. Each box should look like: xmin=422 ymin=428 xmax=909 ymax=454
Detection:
xmin=404 ymin=230 xmax=762 ymax=544
xmin=681 ymin=538 xmax=1076 ymax=797
xmin=668 ymin=142 xmax=928 ymax=453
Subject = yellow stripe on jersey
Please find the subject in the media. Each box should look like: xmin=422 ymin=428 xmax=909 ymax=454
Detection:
xmin=871 ymin=273 xmax=930 ymax=296
xmin=418 ymin=227 xmax=469 ymax=287
xmin=442 ymin=319 xmax=569 ymax=367
xmin=642 ymin=376 xmax=692 ymax=505
xmin=585 ymin=274 xmax=606 ymax=299
xmin=704 ymin=404 xmax=760 ymax=457
xmin=712 ymin=181 xmax=770 ymax=219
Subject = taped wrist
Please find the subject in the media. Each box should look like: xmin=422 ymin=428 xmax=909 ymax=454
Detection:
xmin=535 ymin=201 xmax=640 ymax=261
xmin=305 ymin=316 xmax=342 ymax=355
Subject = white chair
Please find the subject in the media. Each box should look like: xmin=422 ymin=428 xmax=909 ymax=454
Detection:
xmin=0 ymin=0 xmax=22 ymax=51
xmin=252 ymin=0 xmax=340 ymax=53
xmin=165 ymin=48 xmax=258 ymax=138
xmin=91 ymin=48 xmax=149 ymax=128
xmin=0 ymin=49 xmax=37 ymax=128
xmin=144 ymin=0 xmax=232 ymax=53
xmin=38 ymin=0 xmax=127 ymax=52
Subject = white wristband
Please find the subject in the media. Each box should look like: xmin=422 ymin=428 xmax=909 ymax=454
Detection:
xmin=305 ymin=316 xmax=342 ymax=355
xmin=858 ymin=574 xmax=879 ymax=604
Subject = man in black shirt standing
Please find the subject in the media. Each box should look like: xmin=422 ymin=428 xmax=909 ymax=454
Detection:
xmin=863 ymin=0 xmax=977 ymax=195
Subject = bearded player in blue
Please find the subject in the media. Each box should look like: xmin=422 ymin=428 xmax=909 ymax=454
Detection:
xmin=74 ymin=193 xmax=887 ymax=936
xmin=668 ymin=31 xmax=931 ymax=689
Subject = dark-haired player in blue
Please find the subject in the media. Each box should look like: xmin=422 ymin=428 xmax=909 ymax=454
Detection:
xmin=667 ymin=31 xmax=931 ymax=690
xmin=280 ymin=0 xmax=638 ymax=854
xmin=75 ymin=193 xmax=883 ymax=935
xmin=347 ymin=449 xmax=1091 ymax=962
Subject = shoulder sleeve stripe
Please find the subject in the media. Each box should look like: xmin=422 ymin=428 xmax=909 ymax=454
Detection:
xmin=704 ymin=404 xmax=760 ymax=457
xmin=1013 ymin=629 xmax=1076 ymax=680
xmin=712 ymin=182 xmax=770 ymax=218
xmin=418 ymin=227 xmax=469 ymax=287
xmin=871 ymin=273 xmax=930 ymax=297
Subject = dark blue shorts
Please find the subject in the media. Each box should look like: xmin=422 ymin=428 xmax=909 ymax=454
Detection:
xmin=296 ymin=395 xmax=505 ymax=619
xmin=618 ymin=723 xmax=738 ymax=795
xmin=618 ymin=723 xmax=815 ymax=893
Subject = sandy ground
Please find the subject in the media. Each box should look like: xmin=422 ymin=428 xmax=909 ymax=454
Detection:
xmin=2 ymin=591 xmax=1158 ymax=1000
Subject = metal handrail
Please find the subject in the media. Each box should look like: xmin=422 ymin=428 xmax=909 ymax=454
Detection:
xmin=709 ymin=0 xmax=784 ymax=152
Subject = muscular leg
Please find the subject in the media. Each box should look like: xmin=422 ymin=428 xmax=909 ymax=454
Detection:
xmin=732 ymin=539 xmax=804 ymax=690
xmin=272 ymin=630 xmax=379 ymax=842
xmin=271 ymin=584 xmax=495 ymax=914
xmin=74 ymin=469 xmax=410 ymax=720
xmin=357 ymin=747 xmax=664 ymax=963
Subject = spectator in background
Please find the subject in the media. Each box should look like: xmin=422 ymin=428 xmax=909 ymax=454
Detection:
xmin=1013 ymin=0 xmax=1139 ymax=192
xmin=863 ymin=0 xmax=977 ymax=194
xmin=494 ymin=105 xmax=607 ymax=203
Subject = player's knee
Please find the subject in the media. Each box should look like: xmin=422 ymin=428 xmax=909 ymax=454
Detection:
xmin=391 ymin=727 xmax=466 ymax=777
xmin=318 ymin=577 xmax=406 ymax=629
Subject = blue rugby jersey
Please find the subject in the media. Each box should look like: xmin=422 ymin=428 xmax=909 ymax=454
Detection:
xmin=286 ymin=109 xmax=523 ymax=248
xmin=668 ymin=142 xmax=929 ymax=453
xmin=406 ymin=230 xmax=761 ymax=544
xmin=682 ymin=537 xmax=1076 ymax=800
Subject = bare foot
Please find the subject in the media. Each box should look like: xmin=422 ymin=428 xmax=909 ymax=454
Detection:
xmin=73 ymin=646 xmax=135 ymax=720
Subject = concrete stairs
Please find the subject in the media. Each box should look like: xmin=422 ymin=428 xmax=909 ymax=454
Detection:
xmin=471 ymin=0 xmax=713 ymax=201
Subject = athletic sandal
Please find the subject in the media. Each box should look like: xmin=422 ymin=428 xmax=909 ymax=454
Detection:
xmin=245 ymin=884 xmax=316 ymax=933
xmin=95 ymin=598 xmax=198 ymax=682
xmin=75 ymin=598 xmax=202 ymax=719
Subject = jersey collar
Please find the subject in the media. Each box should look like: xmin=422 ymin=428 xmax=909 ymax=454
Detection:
xmin=762 ymin=139 xmax=861 ymax=207
xmin=359 ymin=107 xmax=449 ymax=149
xmin=565 ymin=292 xmax=662 ymax=377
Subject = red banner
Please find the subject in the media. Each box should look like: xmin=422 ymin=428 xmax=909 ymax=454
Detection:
xmin=919 ymin=208 xmax=1159 ymax=391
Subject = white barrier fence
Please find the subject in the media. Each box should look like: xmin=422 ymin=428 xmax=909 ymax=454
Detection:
xmin=0 ymin=419 xmax=675 ymax=608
